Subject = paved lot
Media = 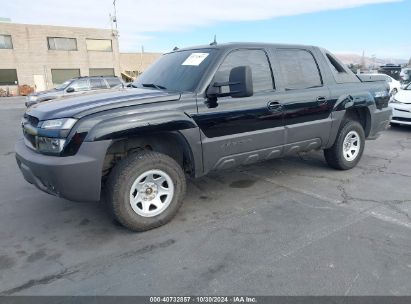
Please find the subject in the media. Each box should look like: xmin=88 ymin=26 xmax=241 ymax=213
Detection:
xmin=0 ymin=97 xmax=410 ymax=295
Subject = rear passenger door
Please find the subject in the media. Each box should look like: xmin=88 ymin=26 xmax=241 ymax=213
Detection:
xmin=273 ymin=48 xmax=332 ymax=145
xmin=195 ymin=49 xmax=285 ymax=172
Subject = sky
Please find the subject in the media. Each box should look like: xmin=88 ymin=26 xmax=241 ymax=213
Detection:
xmin=2 ymin=0 xmax=411 ymax=59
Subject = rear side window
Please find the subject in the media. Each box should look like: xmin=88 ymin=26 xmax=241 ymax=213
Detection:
xmin=90 ymin=78 xmax=107 ymax=89
xmin=322 ymin=50 xmax=360 ymax=84
xmin=276 ymin=49 xmax=322 ymax=90
xmin=106 ymin=77 xmax=121 ymax=88
xmin=326 ymin=53 xmax=346 ymax=73
xmin=214 ymin=49 xmax=274 ymax=93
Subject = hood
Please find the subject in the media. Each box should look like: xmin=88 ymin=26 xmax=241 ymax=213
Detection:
xmin=30 ymin=88 xmax=60 ymax=97
xmin=394 ymin=89 xmax=411 ymax=104
xmin=26 ymin=88 xmax=181 ymax=121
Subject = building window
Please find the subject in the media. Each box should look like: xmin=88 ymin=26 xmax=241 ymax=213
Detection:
xmin=48 ymin=37 xmax=77 ymax=51
xmin=89 ymin=68 xmax=115 ymax=76
xmin=0 ymin=69 xmax=18 ymax=85
xmin=86 ymin=39 xmax=112 ymax=52
xmin=0 ymin=35 xmax=13 ymax=49
xmin=51 ymin=69 xmax=80 ymax=85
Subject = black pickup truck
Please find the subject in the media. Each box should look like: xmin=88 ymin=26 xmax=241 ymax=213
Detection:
xmin=16 ymin=43 xmax=392 ymax=231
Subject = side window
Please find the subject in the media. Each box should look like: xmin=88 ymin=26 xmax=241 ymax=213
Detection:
xmin=276 ymin=49 xmax=322 ymax=90
xmin=106 ymin=77 xmax=121 ymax=88
xmin=214 ymin=49 xmax=274 ymax=94
xmin=70 ymin=79 xmax=89 ymax=91
xmin=90 ymin=78 xmax=107 ymax=89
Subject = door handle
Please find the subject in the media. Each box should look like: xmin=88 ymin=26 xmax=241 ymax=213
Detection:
xmin=317 ymin=96 xmax=327 ymax=104
xmin=267 ymin=101 xmax=283 ymax=111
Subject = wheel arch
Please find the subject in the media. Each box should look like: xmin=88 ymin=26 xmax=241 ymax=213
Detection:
xmin=102 ymin=130 xmax=197 ymax=179
xmin=343 ymin=106 xmax=372 ymax=137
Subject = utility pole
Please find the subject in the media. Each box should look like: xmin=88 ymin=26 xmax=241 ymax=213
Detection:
xmin=110 ymin=0 xmax=119 ymax=37
xmin=113 ymin=0 xmax=118 ymax=32
xmin=361 ymin=50 xmax=366 ymax=70
xmin=140 ymin=45 xmax=144 ymax=75
xmin=109 ymin=0 xmax=120 ymax=78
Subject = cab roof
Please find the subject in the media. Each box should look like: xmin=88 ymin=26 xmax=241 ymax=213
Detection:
xmin=171 ymin=42 xmax=317 ymax=53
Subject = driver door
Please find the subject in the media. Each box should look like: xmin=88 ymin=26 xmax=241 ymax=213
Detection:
xmin=194 ymin=49 xmax=286 ymax=173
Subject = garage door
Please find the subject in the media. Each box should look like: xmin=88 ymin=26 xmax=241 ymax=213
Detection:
xmin=51 ymin=69 xmax=80 ymax=85
xmin=89 ymin=68 xmax=115 ymax=77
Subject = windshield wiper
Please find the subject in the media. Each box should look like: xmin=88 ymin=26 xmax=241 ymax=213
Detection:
xmin=142 ymin=83 xmax=167 ymax=90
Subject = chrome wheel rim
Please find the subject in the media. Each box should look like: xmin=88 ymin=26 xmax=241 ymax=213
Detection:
xmin=129 ymin=169 xmax=174 ymax=217
xmin=342 ymin=130 xmax=361 ymax=162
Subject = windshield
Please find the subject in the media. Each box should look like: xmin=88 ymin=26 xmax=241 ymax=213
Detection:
xmin=132 ymin=49 xmax=217 ymax=92
xmin=55 ymin=80 xmax=72 ymax=90
xmin=405 ymin=83 xmax=411 ymax=90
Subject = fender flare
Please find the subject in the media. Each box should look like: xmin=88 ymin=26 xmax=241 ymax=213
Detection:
xmin=76 ymin=110 xmax=202 ymax=177
xmin=84 ymin=110 xmax=198 ymax=141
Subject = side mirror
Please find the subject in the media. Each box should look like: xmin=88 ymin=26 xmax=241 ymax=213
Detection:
xmin=229 ymin=66 xmax=253 ymax=98
xmin=66 ymin=87 xmax=75 ymax=93
xmin=206 ymin=65 xmax=253 ymax=100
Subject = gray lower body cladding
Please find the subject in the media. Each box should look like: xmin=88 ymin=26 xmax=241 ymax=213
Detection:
xmin=367 ymin=106 xmax=392 ymax=139
xmin=15 ymin=139 xmax=112 ymax=202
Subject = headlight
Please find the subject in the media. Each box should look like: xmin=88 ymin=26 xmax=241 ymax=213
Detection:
xmin=36 ymin=118 xmax=77 ymax=154
xmin=37 ymin=137 xmax=66 ymax=154
xmin=40 ymin=118 xmax=77 ymax=130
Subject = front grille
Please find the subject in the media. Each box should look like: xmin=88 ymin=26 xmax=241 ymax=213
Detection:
xmin=24 ymin=114 xmax=39 ymax=127
xmin=394 ymin=108 xmax=410 ymax=113
xmin=22 ymin=114 xmax=39 ymax=150
xmin=392 ymin=117 xmax=411 ymax=122
xmin=23 ymin=132 xmax=37 ymax=149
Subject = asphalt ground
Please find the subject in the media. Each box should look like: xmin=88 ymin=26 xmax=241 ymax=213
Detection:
xmin=0 ymin=97 xmax=410 ymax=295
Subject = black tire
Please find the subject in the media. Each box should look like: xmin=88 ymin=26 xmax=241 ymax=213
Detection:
xmin=106 ymin=151 xmax=186 ymax=231
xmin=324 ymin=120 xmax=365 ymax=170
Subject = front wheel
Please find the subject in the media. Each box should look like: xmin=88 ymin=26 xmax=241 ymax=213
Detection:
xmin=324 ymin=120 xmax=365 ymax=170
xmin=107 ymin=151 xmax=186 ymax=231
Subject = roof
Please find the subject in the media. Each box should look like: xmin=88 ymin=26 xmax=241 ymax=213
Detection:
xmin=172 ymin=42 xmax=316 ymax=53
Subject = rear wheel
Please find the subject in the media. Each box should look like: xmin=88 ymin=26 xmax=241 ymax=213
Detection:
xmin=107 ymin=151 xmax=186 ymax=231
xmin=324 ymin=120 xmax=365 ymax=170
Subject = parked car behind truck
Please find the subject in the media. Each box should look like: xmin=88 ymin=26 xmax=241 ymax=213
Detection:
xmin=390 ymin=82 xmax=411 ymax=126
xmin=26 ymin=76 xmax=123 ymax=107
xmin=16 ymin=43 xmax=392 ymax=231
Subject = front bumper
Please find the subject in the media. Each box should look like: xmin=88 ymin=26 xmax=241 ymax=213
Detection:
xmin=390 ymin=104 xmax=411 ymax=125
xmin=15 ymin=139 xmax=112 ymax=202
